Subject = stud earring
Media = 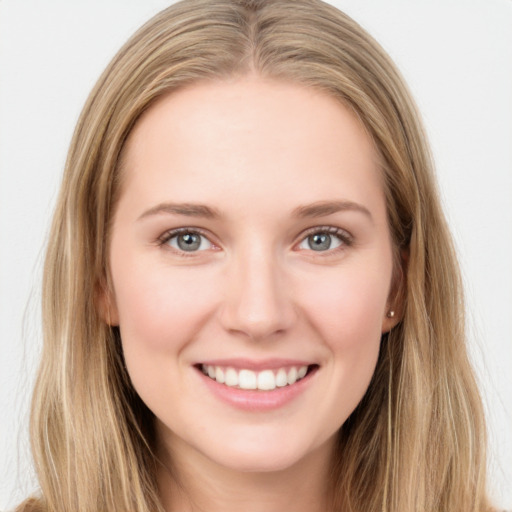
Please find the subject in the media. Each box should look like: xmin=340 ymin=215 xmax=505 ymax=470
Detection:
xmin=387 ymin=310 xmax=395 ymax=318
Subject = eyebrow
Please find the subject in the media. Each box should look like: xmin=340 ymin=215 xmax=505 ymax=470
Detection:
xmin=291 ymin=200 xmax=373 ymax=220
xmin=138 ymin=202 xmax=222 ymax=221
xmin=137 ymin=199 xmax=372 ymax=222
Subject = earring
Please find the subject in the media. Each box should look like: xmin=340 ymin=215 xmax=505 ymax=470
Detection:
xmin=387 ymin=310 xmax=395 ymax=318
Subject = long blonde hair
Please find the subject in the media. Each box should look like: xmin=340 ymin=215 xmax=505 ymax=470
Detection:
xmin=20 ymin=1 xmax=491 ymax=511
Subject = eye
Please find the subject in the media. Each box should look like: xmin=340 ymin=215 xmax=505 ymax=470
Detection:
xmin=297 ymin=227 xmax=350 ymax=252
xmin=162 ymin=229 xmax=213 ymax=252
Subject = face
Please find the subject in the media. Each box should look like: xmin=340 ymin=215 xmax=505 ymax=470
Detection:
xmin=106 ymin=76 xmax=400 ymax=475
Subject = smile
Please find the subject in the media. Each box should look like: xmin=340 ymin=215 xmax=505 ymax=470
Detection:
xmin=200 ymin=364 xmax=310 ymax=391
xmin=195 ymin=360 xmax=319 ymax=411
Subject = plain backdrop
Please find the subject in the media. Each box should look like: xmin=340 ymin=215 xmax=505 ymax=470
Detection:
xmin=1 ymin=0 xmax=511 ymax=509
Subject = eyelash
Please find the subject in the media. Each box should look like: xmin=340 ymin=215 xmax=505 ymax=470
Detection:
xmin=157 ymin=226 xmax=353 ymax=257
xmin=299 ymin=226 xmax=353 ymax=255
xmin=157 ymin=227 xmax=215 ymax=257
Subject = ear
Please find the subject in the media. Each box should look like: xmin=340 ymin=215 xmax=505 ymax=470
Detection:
xmin=95 ymin=278 xmax=119 ymax=326
xmin=381 ymin=248 xmax=408 ymax=333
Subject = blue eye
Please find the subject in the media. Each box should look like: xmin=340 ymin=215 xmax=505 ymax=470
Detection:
xmin=165 ymin=230 xmax=213 ymax=252
xmin=297 ymin=228 xmax=348 ymax=252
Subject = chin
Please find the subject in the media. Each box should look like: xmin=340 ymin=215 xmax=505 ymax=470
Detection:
xmin=197 ymin=429 xmax=332 ymax=474
xmin=220 ymin=452 xmax=301 ymax=473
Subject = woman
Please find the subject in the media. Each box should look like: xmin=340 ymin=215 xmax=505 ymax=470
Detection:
xmin=16 ymin=0 xmax=496 ymax=510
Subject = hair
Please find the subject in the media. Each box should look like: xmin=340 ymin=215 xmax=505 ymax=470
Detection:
xmin=18 ymin=1 xmax=492 ymax=511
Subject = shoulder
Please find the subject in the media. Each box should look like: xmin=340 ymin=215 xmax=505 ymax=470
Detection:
xmin=13 ymin=497 xmax=44 ymax=512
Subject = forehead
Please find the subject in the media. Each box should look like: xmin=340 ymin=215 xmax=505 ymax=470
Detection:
xmin=119 ymin=76 xmax=385 ymax=220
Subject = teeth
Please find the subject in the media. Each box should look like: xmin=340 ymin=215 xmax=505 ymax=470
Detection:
xmin=201 ymin=364 xmax=310 ymax=390
xmin=239 ymin=370 xmax=257 ymax=390
xmin=257 ymin=370 xmax=276 ymax=391
xmin=287 ymin=367 xmax=298 ymax=385
xmin=276 ymin=368 xmax=288 ymax=387
xmin=216 ymin=366 xmax=225 ymax=384
xmin=225 ymin=368 xmax=238 ymax=387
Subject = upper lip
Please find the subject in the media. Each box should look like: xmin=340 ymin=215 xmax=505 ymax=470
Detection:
xmin=195 ymin=358 xmax=316 ymax=371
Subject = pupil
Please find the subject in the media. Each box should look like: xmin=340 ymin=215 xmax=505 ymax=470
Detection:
xmin=309 ymin=233 xmax=331 ymax=251
xmin=178 ymin=233 xmax=201 ymax=251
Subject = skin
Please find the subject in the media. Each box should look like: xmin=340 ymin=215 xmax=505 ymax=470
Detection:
xmin=105 ymin=75 xmax=401 ymax=512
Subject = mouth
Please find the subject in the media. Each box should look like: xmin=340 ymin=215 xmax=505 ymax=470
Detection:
xmin=195 ymin=363 xmax=319 ymax=391
xmin=194 ymin=360 xmax=319 ymax=411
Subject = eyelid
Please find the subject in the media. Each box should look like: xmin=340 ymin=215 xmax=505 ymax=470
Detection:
xmin=158 ymin=227 xmax=218 ymax=254
xmin=156 ymin=225 xmax=353 ymax=256
xmin=295 ymin=225 xmax=354 ymax=252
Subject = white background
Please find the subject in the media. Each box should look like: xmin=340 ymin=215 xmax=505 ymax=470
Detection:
xmin=1 ymin=0 xmax=511 ymax=509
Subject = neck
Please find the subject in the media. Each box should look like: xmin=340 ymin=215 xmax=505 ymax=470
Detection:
xmin=156 ymin=434 xmax=335 ymax=512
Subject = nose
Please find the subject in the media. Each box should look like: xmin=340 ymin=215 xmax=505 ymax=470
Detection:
xmin=219 ymin=246 xmax=297 ymax=341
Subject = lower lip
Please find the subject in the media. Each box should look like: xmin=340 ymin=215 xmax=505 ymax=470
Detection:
xmin=196 ymin=367 xmax=318 ymax=412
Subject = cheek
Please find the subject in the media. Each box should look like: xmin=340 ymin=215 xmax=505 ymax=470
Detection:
xmin=110 ymin=255 xmax=219 ymax=354
xmin=110 ymin=259 xmax=222 ymax=409
xmin=300 ymin=263 xmax=389 ymax=348
xmin=295 ymin=263 xmax=389 ymax=423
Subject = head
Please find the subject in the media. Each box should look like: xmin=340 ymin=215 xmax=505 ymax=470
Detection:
xmin=31 ymin=1 xmax=488 ymax=511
